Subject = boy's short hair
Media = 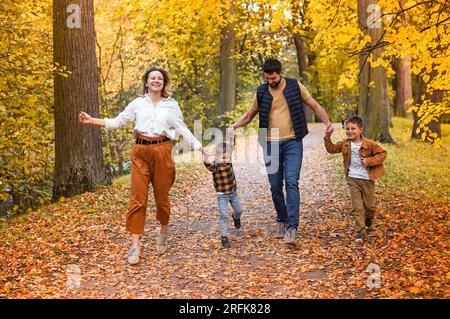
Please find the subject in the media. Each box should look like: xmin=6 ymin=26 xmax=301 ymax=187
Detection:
xmin=263 ymin=58 xmax=282 ymax=74
xmin=345 ymin=115 xmax=364 ymax=128
xmin=215 ymin=142 xmax=231 ymax=155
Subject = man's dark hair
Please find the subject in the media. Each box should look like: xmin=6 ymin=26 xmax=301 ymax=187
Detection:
xmin=345 ymin=115 xmax=364 ymax=128
xmin=263 ymin=58 xmax=282 ymax=74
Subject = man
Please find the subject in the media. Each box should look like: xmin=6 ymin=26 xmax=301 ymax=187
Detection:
xmin=229 ymin=58 xmax=333 ymax=245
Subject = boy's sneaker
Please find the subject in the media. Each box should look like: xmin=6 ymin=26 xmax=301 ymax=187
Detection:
xmin=128 ymin=244 xmax=140 ymax=265
xmin=355 ymin=230 xmax=365 ymax=243
xmin=284 ymin=227 xmax=297 ymax=245
xmin=232 ymin=213 xmax=241 ymax=229
xmin=365 ymin=217 xmax=374 ymax=231
xmin=221 ymin=236 xmax=231 ymax=248
xmin=275 ymin=222 xmax=287 ymax=239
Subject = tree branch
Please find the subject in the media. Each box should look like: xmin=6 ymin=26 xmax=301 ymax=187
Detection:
xmin=420 ymin=16 xmax=450 ymax=32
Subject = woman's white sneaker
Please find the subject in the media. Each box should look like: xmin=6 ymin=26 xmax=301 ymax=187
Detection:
xmin=128 ymin=244 xmax=140 ymax=264
xmin=157 ymin=233 xmax=168 ymax=255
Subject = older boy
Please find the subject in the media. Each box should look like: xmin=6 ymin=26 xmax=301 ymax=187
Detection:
xmin=324 ymin=116 xmax=387 ymax=242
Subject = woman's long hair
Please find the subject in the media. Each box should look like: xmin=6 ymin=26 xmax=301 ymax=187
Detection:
xmin=141 ymin=67 xmax=172 ymax=98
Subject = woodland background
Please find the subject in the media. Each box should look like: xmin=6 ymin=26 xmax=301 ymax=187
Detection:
xmin=0 ymin=0 xmax=448 ymax=299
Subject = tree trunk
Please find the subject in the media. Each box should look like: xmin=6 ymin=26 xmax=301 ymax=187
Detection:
xmin=412 ymin=70 xmax=442 ymax=141
xmin=394 ymin=1 xmax=412 ymax=119
xmin=53 ymin=0 xmax=109 ymax=201
xmin=411 ymin=73 xmax=425 ymax=139
xmin=394 ymin=56 xmax=413 ymax=118
xmin=217 ymin=0 xmax=237 ymax=125
xmin=293 ymin=34 xmax=314 ymax=122
xmin=357 ymin=0 xmax=394 ymax=143
xmin=291 ymin=0 xmax=313 ymax=122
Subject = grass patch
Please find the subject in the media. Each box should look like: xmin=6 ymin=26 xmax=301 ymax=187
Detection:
xmin=327 ymin=117 xmax=449 ymax=202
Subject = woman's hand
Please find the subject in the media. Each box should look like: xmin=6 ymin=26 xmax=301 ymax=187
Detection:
xmin=203 ymin=153 xmax=214 ymax=163
xmin=201 ymin=147 xmax=210 ymax=157
xmin=79 ymin=112 xmax=93 ymax=124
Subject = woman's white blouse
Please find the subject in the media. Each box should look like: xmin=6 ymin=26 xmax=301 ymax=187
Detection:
xmin=103 ymin=95 xmax=202 ymax=150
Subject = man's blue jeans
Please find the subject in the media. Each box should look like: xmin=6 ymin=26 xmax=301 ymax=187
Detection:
xmin=264 ymin=138 xmax=303 ymax=229
xmin=217 ymin=191 xmax=243 ymax=237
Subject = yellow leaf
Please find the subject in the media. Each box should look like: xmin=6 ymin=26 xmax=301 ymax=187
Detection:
xmin=409 ymin=287 xmax=421 ymax=294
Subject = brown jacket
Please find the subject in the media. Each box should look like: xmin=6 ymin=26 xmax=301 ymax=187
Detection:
xmin=324 ymin=136 xmax=387 ymax=181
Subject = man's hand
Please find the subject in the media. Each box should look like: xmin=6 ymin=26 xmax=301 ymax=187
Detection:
xmin=228 ymin=123 xmax=236 ymax=135
xmin=325 ymin=122 xmax=334 ymax=137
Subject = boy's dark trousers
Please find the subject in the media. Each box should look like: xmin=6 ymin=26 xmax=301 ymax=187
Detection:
xmin=346 ymin=176 xmax=376 ymax=232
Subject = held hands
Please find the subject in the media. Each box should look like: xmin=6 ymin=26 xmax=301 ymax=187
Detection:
xmin=204 ymin=154 xmax=216 ymax=163
xmin=324 ymin=122 xmax=334 ymax=138
xmin=203 ymin=153 xmax=215 ymax=163
xmin=201 ymin=147 xmax=211 ymax=161
xmin=228 ymin=123 xmax=236 ymax=135
xmin=79 ymin=112 xmax=93 ymax=124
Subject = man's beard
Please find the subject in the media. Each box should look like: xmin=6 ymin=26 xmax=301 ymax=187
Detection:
xmin=269 ymin=78 xmax=281 ymax=88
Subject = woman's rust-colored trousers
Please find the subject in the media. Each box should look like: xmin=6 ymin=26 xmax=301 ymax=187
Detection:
xmin=126 ymin=136 xmax=175 ymax=234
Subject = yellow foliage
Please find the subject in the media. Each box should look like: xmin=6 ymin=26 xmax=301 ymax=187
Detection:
xmin=0 ymin=0 xmax=54 ymax=212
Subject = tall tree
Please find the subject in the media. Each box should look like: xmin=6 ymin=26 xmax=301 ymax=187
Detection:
xmin=357 ymin=0 xmax=394 ymax=143
xmin=217 ymin=0 xmax=237 ymax=123
xmin=393 ymin=0 xmax=412 ymax=118
xmin=53 ymin=0 xmax=109 ymax=201
xmin=290 ymin=0 xmax=313 ymax=122
xmin=411 ymin=73 xmax=425 ymax=139
xmin=394 ymin=55 xmax=412 ymax=118
xmin=412 ymin=67 xmax=443 ymax=142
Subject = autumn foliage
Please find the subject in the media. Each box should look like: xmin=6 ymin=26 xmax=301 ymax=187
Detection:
xmin=0 ymin=0 xmax=448 ymax=299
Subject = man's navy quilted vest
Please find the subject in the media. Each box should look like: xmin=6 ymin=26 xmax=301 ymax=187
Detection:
xmin=257 ymin=77 xmax=309 ymax=141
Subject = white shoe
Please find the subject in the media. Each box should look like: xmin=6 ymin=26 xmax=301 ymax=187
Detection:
xmin=128 ymin=243 xmax=140 ymax=264
xmin=157 ymin=233 xmax=168 ymax=255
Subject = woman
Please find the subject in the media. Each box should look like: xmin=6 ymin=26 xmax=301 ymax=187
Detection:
xmin=79 ymin=67 xmax=208 ymax=264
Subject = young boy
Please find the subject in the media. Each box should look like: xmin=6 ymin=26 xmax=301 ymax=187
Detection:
xmin=324 ymin=116 xmax=387 ymax=243
xmin=203 ymin=142 xmax=243 ymax=248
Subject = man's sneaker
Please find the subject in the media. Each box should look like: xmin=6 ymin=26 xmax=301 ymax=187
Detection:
xmin=128 ymin=243 xmax=140 ymax=265
xmin=221 ymin=236 xmax=231 ymax=248
xmin=232 ymin=213 xmax=241 ymax=229
xmin=157 ymin=233 xmax=168 ymax=255
xmin=284 ymin=227 xmax=297 ymax=245
xmin=275 ymin=222 xmax=287 ymax=239
xmin=355 ymin=230 xmax=365 ymax=243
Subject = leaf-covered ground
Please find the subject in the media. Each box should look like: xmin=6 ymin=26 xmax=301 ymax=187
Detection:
xmin=0 ymin=124 xmax=448 ymax=298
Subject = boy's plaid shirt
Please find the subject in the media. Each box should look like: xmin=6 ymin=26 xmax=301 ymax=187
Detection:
xmin=204 ymin=161 xmax=237 ymax=194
